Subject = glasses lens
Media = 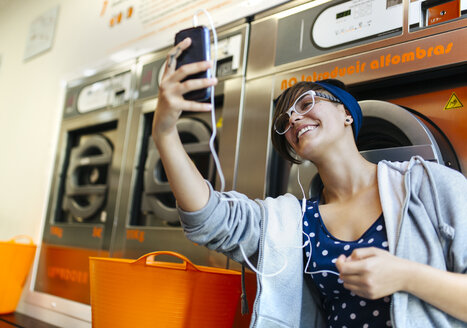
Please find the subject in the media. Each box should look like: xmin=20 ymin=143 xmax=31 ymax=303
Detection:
xmin=295 ymin=92 xmax=315 ymax=114
xmin=275 ymin=114 xmax=290 ymax=134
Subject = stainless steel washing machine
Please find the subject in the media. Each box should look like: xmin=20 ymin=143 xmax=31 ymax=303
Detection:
xmin=235 ymin=0 xmax=466 ymax=199
xmin=32 ymin=61 xmax=135 ymax=308
xmin=111 ymin=21 xmax=250 ymax=269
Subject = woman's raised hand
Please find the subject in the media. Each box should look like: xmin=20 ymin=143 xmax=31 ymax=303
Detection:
xmin=152 ymin=37 xmax=218 ymax=140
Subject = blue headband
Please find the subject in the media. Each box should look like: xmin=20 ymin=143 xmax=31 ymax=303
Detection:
xmin=314 ymin=82 xmax=362 ymax=140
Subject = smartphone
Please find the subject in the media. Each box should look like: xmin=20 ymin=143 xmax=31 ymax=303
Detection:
xmin=174 ymin=26 xmax=211 ymax=101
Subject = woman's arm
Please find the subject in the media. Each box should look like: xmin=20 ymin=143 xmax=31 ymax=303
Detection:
xmin=152 ymin=37 xmax=217 ymax=211
xmin=179 ymin=182 xmax=262 ymax=262
xmin=336 ymin=247 xmax=467 ymax=322
xmin=152 ymin=38 xmax=262 ymax=262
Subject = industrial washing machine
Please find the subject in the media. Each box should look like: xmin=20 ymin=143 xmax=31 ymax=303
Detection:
xmin=29 ymin=61 xmax=135 ymax=319
xmin=111 ymin=20 xmax=250 ymax=269
xmin=235 ymin=0 xmax=466 ymax=199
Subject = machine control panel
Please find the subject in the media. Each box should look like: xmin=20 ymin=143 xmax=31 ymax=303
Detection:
xmin=63 ymin=70 xmax=132 ymax=118
xmin=77 ymin=78 xmax=112 ymax=113
xmin=411 ymin=0 xmax=466 ymax=30
xmin=275 ymin=0 xmax=404 ymax=66
xmin=76 ymin=71 xmax=132 ymax=113
xmin=312 ymin=0 xmax=403 ymax=49
xmin=214 ymin=33 xmax=242 ymax=77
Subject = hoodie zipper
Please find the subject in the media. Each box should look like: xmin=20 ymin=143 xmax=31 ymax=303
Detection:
xmin=251 ymin=200 xmax=266 ymax=328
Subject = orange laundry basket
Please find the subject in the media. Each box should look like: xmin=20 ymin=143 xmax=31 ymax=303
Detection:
xmin=0 ymin=235 xmax=36 ymax=314
xmin=89 ymin=251 xmax=242 ymax=328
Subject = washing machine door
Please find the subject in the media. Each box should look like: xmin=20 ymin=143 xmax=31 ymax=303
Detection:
xmin=357 ymin=100 xmax=443 ymax=163
xmin=63 ymin=134 xmax=113 ymax=222
xmin=283 ymin=100 xmax=457 ymax=198
xmin=141 ymin=117 xmax=214 ymax=226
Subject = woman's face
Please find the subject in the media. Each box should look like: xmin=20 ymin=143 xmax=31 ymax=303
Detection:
xmin=283 ymin=95 xmax=348 ymax=160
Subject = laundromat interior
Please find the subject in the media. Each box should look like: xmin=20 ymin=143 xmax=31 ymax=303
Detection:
xmin=0 ymin=0 xmax=466 ymax=327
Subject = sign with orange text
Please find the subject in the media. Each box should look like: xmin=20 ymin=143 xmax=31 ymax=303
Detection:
xmin=275 ymin=28 xmax=466 ymax=95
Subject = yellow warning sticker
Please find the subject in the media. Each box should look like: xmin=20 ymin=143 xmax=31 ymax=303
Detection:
xmin=444 ymin=92 xmax=463 ymax=110
xmin=216 ymin=117 xmax=223 ymax=128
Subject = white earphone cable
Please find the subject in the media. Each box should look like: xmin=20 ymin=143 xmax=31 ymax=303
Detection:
xmin=190 ymin=10 xmax=338 ymax=278
xmin=192 ymin=9 xmax=225 ymax=193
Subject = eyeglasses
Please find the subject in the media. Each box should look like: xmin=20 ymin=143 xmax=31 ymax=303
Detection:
xmin=274 ymin=90 xmax=343 ymax=135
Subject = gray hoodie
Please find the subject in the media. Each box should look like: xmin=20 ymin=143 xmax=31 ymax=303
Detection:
xmin=179 ymin=156 xmax=467 ymax=327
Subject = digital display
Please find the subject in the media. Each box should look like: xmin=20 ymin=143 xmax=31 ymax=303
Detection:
xmin=426 ymin=0 xmax=460 ymax=26
xmin=336 ymin=9 xmax=351 ymax=19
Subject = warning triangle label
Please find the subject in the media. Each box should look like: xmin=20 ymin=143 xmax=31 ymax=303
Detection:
xmin=444 ymin=92 xmax=463 ymax=110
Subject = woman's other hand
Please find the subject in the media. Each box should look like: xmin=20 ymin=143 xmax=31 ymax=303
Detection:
xmin=335 ymin=247 xmax=407 ymax=299
xmin=336 ymin=247 xmax=467 ymax=321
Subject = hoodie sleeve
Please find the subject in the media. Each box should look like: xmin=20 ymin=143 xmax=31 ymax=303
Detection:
xmin=177 ymin=181 xmax=262 ymax=263
xmin=422 ymin=161 xmax=467 ymax=274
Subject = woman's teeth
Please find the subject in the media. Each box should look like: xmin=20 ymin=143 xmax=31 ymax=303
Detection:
xmin=297 ymin=125 xmax=317 ymax=138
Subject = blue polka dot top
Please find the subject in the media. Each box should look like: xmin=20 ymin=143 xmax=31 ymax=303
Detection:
xmin=302 ymin=197 xmax=392 ymax=328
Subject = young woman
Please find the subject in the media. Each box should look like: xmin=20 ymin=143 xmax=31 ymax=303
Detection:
xmin=152 ymin=37 xmax=467 ymax=327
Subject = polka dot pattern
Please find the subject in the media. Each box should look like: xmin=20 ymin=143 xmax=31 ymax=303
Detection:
xmin=303 ymin=198 xmax=391 ymax=327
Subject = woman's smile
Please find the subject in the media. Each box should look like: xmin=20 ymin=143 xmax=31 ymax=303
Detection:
xmin=297 ymin=124 xmax=319 ymax=139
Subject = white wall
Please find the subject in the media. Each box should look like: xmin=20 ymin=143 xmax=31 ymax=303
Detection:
xmin=0 ymin=1 xmax=105 ymax=326
xmin=0 ymin=0 xmax=54 ymax=242
xmin=0 ymin=0 xmax=117 ymax=242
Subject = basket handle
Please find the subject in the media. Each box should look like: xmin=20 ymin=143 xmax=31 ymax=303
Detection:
xmin=132 ymin=251 xmax=199 ymax=271
xmin=8 ymin=235 xmax=35 ymax=245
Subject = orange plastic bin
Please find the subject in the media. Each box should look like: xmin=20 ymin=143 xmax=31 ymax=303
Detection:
xmin=0 ymin=235 xmax=36 ymax=314
xmin=89 ymin=251 xmax=242 ymax=328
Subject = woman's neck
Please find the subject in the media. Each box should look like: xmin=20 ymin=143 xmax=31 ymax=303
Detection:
xmin=316 ymin=152 xmax=378 ymax=204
